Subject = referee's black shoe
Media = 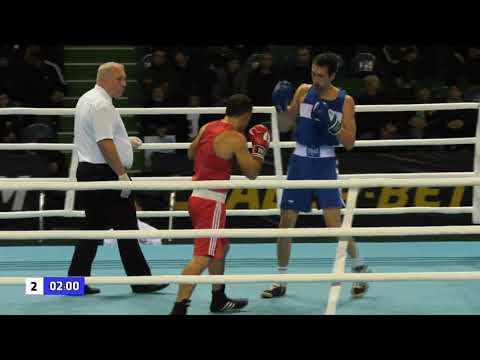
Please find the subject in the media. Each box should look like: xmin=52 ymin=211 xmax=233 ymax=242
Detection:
xmin=132 ymin=284 xmax=170 ymax=293
xmin=84 ymin=285 xmax=101 ymax=295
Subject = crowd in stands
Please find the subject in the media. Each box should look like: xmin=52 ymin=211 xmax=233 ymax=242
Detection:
xmin=0 ymin=45 xmax=67 ymax=177
xmin=1 ymin=44 xmax=480 ymax=178
xmin=135 ymin=44 xmax=480 ymax=146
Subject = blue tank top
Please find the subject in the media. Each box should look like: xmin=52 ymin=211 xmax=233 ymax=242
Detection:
xmin=295 ymin=86 xmax=347 ymax=147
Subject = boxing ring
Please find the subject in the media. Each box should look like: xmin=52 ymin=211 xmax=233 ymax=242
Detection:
xmin=0 ymin=102 xmax=480 ymax=315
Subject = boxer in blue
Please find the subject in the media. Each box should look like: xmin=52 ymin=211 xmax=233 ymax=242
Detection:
xmin=262 ymin=53 xmax=371 ymax=299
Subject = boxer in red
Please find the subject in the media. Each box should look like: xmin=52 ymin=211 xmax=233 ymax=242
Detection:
xmin=170 ymin=94 xmax=270 ymax=315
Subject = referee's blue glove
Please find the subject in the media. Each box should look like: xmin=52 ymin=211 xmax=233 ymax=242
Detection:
xmin=312 ymin=101 xmax=342 ymax=135
xmin=272 ymin=80 xmax=293 ymax=112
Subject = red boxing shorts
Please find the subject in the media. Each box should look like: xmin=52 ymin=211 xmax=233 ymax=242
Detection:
xmin=188 ymin=190 xmax=228 ymax=260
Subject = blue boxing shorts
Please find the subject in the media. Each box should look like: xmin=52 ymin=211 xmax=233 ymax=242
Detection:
xmin=280 ymin=148 xmax=344 ymax=212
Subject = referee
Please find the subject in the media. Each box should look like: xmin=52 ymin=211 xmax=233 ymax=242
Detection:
xmin=68 ymin=62 xmax=168 ymax=295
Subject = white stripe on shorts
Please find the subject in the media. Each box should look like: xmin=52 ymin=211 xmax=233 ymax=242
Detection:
xmin=336 ymin=160 xmax=346 ymax=207
xmin=208 ymin=201 xmax=221 ymax=256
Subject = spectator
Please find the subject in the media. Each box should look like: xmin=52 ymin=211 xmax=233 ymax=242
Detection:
xmin=407 ymin=87 xmax=436 ymax=139
xmin=323 ymin=44 xmax=354 ymax=67
xmin=265 ymin=45 xmax=297 ymax=73
xmin=186 ymin=94 xmax=202 ymax=138
xmin=445 ymin=46 xmax=468 ymax=86
xmin=237 ymin=51 xmax=263 ymax=94
xmin=416 ymin=45 xmax=444 ymax=81
xmin=229 ymin=45 xmax=257 ymax=64
xmin=41 ymin=45 xmax=65 ymax=72
xmin=140 ymin=48 xmax=179 ymax=101
xmin=139 ymin=85 xmax=171 ymax=137
xmin=190 ymin=50 xmax=220 ymax=107
xmin=247 ymin=48 xmax=280 ymax=128
xmin=139 ymin=85 xmax=189 ymax=143
xmin=464 ymin=85 xmax=480 ymax=102
xmin=0 ymin=93 xmax=24 ymax=143
xmin=465 ymin=46 xmax=480 ymax=85
xmin=8 ymin=45 xmax=66 ymax=132
xmin=356 ymin=75 xmax=390 ymax=140
xmin=247 ymin=48 xmax=280 ymax=105
xmin=382 ymin=45 xmax=419 ymax=88
xmin=463 ymin=46 xmax=480 ymax=102
xmin=211 ymin=52 xmax=242 ymax=106
xmin=19 ymin=121 xmax=66 ymax=177
xmin=9 ymin=45 xmax=66 ymax=108
xmin=435 ymin=85 xmax=476 ymax=147
xmin=173 ymin=47 xmax=200 ymax=105
xmin=187 ymin=90 xmax=218 ymax=129
xmin=284 ymin=46 xmax=312 ymax=89
xmin=350 ymin=51 xmax=378 ymax=79
xmin=0 ymin=45 xmax=16 ymax=93
xmin=379 ymin=122 xmax=401 ymax=140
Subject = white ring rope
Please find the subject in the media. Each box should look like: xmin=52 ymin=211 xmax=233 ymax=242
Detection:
xmin=0 ymin=103 xmax=477 ymax=116
xmin=0 ymin=207 xmax=472 ymax=220
xmin=135 ymin=172 xmax=475 ymax=181
xmin=2 ymin=272 xmax=480 ymax=286
xmin=2 ymin=225 xmax=480 ymax=240
xmin=0 ymin=171 xmax=471 ymax=183
xmin=0 ymin=106 xmax=274 ymax=116
xmin=0 ymin=137 xmax=475 ymax=151
xmin=0 ymin=177 xmax=479 ymax=191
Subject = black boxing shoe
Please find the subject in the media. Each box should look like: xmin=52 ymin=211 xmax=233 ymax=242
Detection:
xmin=132 ymin=284 xmax=170 ymax=293
xmin=210 ymin=297 xmax=248 ymax=313
xmin=84 ymin=285 xmax=101 ymax=295
xmin=170 ymin=299 xmax=191 ymax=315
xmin=351 ymin=265 xmax=371 ymax=299
xmin=261 ymin=283 xmax=287 ymax=299
xmin=210 ymin=285 xmax=248 ymax=313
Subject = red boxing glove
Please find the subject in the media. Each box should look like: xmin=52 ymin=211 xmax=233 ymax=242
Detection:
xmin=248 ymin=124 xmax=271 ymax=160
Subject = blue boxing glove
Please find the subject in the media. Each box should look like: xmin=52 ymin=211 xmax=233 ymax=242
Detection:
xmin=312 ymin=101 xmax=342 ymax=135
xmin=272 ymin=80 xmax=293 ymax=112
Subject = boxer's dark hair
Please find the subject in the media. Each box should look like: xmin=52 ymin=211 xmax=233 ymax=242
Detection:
xmin=226 ymin=94 xmax=253 ymax=117
xmin=313 ymin=53 xmax=339 ymax=76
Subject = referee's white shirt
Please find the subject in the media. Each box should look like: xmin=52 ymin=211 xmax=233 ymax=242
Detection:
xmin=74 ymin=84 xmax=133 ymax=168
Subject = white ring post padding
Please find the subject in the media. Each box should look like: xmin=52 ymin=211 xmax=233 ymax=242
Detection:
xmin=1 ymin=177 xmax=480 ymax=191
xmin=326 ymin=188 xmax=359 ymax=315
xmin=473 ymin=108 xmax=480 ymax=223
xmin=3 ymin=225 xmax=480 ymax=240
xmin=270 ymin=106 xmax=285 ymax=207
xmin=64 ymin=151 xmax=78 ymax=211
xmin=2 ymin=271 xmax=480 ymax=285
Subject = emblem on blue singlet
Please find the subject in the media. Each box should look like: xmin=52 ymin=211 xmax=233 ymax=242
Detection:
xmin=328 ymin=109 xmax=337 ymax=122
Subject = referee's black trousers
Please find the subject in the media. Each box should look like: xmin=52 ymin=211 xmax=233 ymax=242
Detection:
xmin=68 ymin=163 xmax=152 ymax=289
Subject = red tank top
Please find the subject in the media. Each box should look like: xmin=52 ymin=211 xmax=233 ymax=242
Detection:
xmin=193 ymin=120 xmax=235 ymax=193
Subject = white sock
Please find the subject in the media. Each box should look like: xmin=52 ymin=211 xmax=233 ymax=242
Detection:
xmin=351 ymin=257 xmax=364 ymax=271
xmin=278 ymin=266 xmax=288 ymax=286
